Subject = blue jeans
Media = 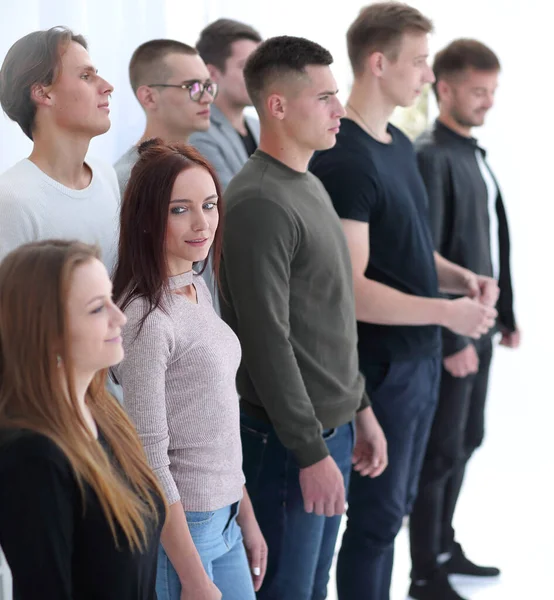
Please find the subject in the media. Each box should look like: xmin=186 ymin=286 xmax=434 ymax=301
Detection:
xmin=337 ymin=357 xmax=441 ymax=600
xmin=241 ymin=412 xmax=355 ymax=600
xmin=156 ymin=502 xmax=256 ymax=600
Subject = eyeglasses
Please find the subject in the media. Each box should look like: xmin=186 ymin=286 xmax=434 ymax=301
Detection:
xmin=147 ymin=80 xmax=218 ymax=102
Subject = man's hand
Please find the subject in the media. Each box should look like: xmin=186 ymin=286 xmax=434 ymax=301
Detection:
xmin=353 ymin=407 xmax=388 ymax=478
xmin=299 ymin=455 xmax=345 ymax=517
xmin=500 ymin=328 xmax=521 ymax=349
xmin=443 ymin=297 xmax=497 ymax=338
xmin=443 ymin=344 xmax=479 ymax=378
xmin=476 ymin=275 xmax=500 ymax=307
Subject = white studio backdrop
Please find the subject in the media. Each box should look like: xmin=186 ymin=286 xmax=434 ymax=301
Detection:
xmin=0 ymin=1 xmax=552 ymax=599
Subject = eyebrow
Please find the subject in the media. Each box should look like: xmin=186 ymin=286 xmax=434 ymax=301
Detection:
xmin=78 ymin=65 xmax=99 ymax=74
xmin=86 ymin=294 xmax=107 ymax=306
xmin=318 ymin=89 xmax=339 ymax=96
xmin=179 ymin=78 xmax=212 ymax=85
xmin=169 ymin=194 xmax=219 ymax=204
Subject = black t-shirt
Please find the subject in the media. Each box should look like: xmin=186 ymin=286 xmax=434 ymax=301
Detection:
xmin=0 ymin=428 xmax=164 ymax=600
xmin=310 ymin=119 xmax=441 ymax=363
xmin=239 ymin=123 xmax=257 ymax=157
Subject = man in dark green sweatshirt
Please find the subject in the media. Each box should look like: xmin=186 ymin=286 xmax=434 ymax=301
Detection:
xmin=219 ymin=35 xmax=387 ymax=600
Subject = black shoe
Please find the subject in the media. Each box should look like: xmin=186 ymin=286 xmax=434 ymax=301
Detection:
xmin=409 ymin=569 xmax=467 ymax=600
xmin=444 ymin=542 xmax=501 ymax=578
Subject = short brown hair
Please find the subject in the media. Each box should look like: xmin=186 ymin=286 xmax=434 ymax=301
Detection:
xmin=244 ymin=36 xmax=333 ymax=112
xmin=0 ymin=27 xmax=87 ymax=140
xmin=196 ymin=19 xmax=262 ymax=72
xmin=347 ymin=2 xmax=433 ymax=76
xmin=129 ymin=39 xmax=197 ymax=94
xmin=433 ymin=39 xmax=500 ymax=98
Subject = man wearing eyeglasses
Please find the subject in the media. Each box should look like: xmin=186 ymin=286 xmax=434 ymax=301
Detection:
xmin=114 ymin=39 xmax=217 ymax=195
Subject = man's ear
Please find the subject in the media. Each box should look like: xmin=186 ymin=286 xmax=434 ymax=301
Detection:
xmin=30 ymin=83 xmax=53 ymax=107
xmin=136 ymin=85 xmax=158 ymax=111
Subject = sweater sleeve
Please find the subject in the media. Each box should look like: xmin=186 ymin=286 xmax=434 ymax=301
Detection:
xmin=221 ymin=197 xmax=329 ymax=468
xmin=0 ymin=436 xmax=75 ymax=600
xmin=117 ymin=302 xmax=180 ymax=504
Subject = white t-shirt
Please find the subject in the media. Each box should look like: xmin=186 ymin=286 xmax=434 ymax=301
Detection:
xmin=475 ymin=149 xmax=500 ymax=280
xmin=0 ymin=158 xmax=120 ymax=273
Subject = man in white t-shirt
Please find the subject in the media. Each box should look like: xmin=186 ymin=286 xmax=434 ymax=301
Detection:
xmin=0 ymin=26 xmax=119 ymax=273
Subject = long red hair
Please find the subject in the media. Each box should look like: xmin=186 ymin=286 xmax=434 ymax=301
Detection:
xmin=113 ymin=138 xmax=224 ymax=319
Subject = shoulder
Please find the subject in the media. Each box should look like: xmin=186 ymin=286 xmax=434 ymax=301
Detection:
xmin=0 ymin=429 xmax=71 ymax=475
xmin=189 ymin=129 xmax=217 ymax=147
xmin=88 ymin=157 xmax=120 ymax=201
xmin=0 ymin=160 xmax=43 ymax=201
xmin=123 ymin=295 xmax=172 ymax=328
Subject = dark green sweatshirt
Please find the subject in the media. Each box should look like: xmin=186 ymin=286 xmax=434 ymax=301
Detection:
xmin=220 ymin=150 xmax=369 ymax=468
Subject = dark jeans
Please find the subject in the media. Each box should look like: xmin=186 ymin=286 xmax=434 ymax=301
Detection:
xmin=337 ymin=357 xmax=441 ymax=600
xmin=410 ymin=339 xmax=493 ymax=580
xmin=241 ymin=412 xmax=355 ymax=600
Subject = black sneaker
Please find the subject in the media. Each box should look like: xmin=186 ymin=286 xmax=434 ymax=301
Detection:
xmin=444 ymin=542 xmax=501 ymax=578
xmin=409 ymin=569 xmax=467 ymax=600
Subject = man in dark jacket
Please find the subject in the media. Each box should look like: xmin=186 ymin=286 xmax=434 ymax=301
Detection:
xmin=409 ymin=39 xmax=519 ymax=600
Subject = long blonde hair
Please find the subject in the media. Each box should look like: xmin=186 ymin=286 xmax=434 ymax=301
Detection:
xmin=0 ymin=240 xmax=166 ymax=551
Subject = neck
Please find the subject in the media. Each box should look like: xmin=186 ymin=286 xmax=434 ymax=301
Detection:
xmin=438 ymin=111 xmax=472 ymax=138
xmin=215 ymin=96 xmax=247 ymax=135
xmin=258 ymin=126 xmax=313 ymax=173
xmin=66 ymin=370 xmax=98 ymax=439
xmin=141 ymin=118 xmax=191 ymax=145
xmin=167 ymin=258 xmax=194 ymax=278
xmin=346 ymin=79 xmax=396 ymax=142
xmin=28 ymin=127 xmax=92 ymax=189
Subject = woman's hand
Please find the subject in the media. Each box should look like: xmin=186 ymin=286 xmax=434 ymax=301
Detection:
xmin=237 ymin=488 xmax=268 ymax=591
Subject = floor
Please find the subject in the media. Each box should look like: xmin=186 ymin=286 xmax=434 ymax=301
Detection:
xmin=328 ymin=339 xmax=553 ymax=600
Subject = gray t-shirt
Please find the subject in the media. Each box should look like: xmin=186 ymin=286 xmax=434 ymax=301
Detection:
xmin=114 ymin=146 xmax=139 ymax=198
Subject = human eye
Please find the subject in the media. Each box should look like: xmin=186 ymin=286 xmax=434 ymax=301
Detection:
xmin=203 ymin=201 xmax=217 ymax=210
xmin=90 ymin=304 xmax=104 ymax=314
xmin=170 ymin=206 xmax=187 ymax=214
xmin=319 ymin=95 xmax=330 ymax=102
xmin=81 ymin=72 xmax=90 ymax=80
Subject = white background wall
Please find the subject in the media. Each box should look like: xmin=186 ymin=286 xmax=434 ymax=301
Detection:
xmin=0 ymin=1 xmax=552 ymax=599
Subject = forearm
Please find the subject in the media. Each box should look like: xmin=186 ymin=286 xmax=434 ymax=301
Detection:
xmin=434 ymin=252 xmax=473 ymax=295
xmin=354 ymin=276 xmax=449 ymax=326
xmin=237 ymin=486 xmax=255 ymax=527
xmin=160 ymin=501 xmax=208 ymax=585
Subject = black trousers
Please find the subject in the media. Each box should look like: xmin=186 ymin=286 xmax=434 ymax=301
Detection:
xmin=409 ymin=338 xmax=493 ymax=580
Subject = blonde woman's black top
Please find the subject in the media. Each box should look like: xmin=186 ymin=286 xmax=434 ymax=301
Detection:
xmin=0 ymin=428 xmax=164 ymax=600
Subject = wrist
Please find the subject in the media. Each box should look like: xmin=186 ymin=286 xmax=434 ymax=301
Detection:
xmin=435 ymin=298 xmax=452 ymax=328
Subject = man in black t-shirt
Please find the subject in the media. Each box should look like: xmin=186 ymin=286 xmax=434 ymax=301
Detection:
xmin=310 ymin=5 xmax=498 ymax=600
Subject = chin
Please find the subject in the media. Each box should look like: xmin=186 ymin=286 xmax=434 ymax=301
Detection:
xmin=316 ymin=134 xmax=337 ymax=151
xmin=92 ymin=121 xmax=111 ymax=137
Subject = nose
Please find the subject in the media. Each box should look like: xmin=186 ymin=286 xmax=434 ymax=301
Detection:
xmin=191 ymin=209 xmax=209 ymax=232
xmin=99 ymin=77 xmax=114 ymax=96
xmin=110 ymin=302 xmax=127 ymax=328
xmin=333 ymin=97 xmax=346 ymax=119
xmin=425 ymin=64 xmax=436 ymax=85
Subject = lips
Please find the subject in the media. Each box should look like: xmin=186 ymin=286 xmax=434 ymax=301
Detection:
xmin=105 ymin=335 xmax=122 ymax=343
xmin=197 ymin=109 xmax=210 ymax=116
xmin=185 ymin=238 xmax=208 ymax=247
